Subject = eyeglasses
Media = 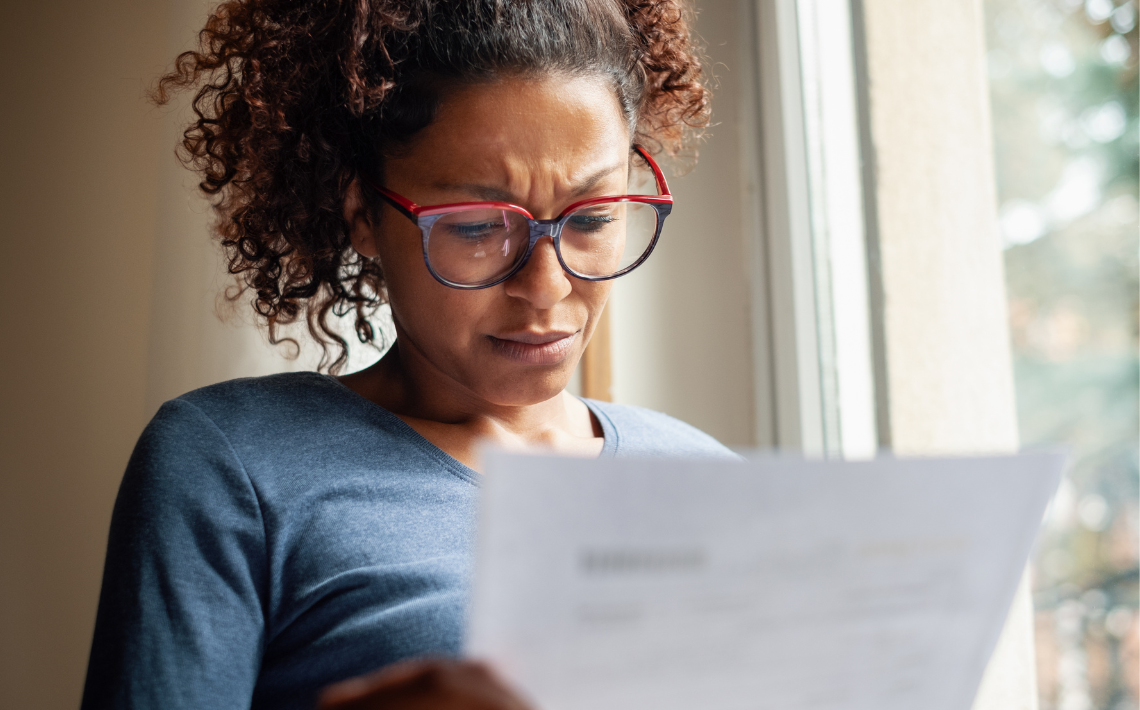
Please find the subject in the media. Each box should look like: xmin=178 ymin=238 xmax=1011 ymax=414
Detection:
xmin=363 ymin=145 xmax=672 ymax=289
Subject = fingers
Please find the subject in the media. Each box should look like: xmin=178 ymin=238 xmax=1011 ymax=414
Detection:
xmin=316 ymin=658 xmax=535 ymax=710
xmin=449 ymin=661 xmax=535 ymax=710
xmin=317 ymin=660 xmax=432 ymax=708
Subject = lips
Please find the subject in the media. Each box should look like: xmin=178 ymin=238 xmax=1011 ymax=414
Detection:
xmin=487 ymin=330 xmax=579 ymax=365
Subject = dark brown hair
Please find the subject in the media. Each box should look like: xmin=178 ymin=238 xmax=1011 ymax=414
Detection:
xmin=156 ymin=0 xmax=710 ymax=372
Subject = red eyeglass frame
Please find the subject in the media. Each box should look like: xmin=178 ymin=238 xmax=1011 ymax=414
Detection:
xmin=361 ymin=145 xmax=673 ymax=289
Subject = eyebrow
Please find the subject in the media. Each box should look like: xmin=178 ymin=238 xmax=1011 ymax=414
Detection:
xmin=435 ymin=161 xmax=627 ymax=204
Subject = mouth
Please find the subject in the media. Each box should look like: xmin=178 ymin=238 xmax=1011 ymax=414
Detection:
xmin=487 ymin=330 xmax=579 ymax=365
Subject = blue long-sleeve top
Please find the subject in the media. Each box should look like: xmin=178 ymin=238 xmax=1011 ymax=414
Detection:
xmin=80 ymin=371 xmax=734 ymax=709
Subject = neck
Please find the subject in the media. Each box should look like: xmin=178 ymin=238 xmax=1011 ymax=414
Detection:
xmin=378 ymin=341 xmax=573 ymax=428
xmin=337 ymin=332 xmax=601 ymax=462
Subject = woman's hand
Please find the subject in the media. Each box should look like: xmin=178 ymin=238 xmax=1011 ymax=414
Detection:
xmin=316 ymin=659 xmax=535 ymax=710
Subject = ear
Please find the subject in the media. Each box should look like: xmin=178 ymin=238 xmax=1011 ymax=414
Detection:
xmin=344 ymin=178 xmax=380 ymax=258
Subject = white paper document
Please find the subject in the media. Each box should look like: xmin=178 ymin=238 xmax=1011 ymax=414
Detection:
xmin=466 ymin=451 xmax=1064 ymax=710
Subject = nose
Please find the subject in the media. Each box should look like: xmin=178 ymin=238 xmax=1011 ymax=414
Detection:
xmin=502 ymin=236 xmax=573 ymax=309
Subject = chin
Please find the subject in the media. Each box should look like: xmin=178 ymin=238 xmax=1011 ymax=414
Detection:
xmin=479 ymin=365 xmax=575 ymax=407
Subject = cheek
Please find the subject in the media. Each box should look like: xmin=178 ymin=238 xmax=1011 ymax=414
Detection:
xmin=579 ymin=281 xmax=613 ymax=323
xmin=374 ymin=218 xmax=424 ymax=279
xmin=375 ymin=222 xmax=432 ymax=314
xmin=377 ymin=228 xmax=491 ymax=340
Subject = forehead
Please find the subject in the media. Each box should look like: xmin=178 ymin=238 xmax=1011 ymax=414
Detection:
xmin=390 ymin=74 xmax=631 ymax=189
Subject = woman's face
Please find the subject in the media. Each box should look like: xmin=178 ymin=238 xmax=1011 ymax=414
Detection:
xmin=354 ymin=74 xmax=631 ymax=407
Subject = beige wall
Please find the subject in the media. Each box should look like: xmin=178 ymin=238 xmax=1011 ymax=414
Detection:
xmin=0 ymin=2 xmax=167 ymax=708
xmin=0 ymin=1 xmax=302 ymax=707
xmin=862 ymin=0 xmax=1020 ymax=457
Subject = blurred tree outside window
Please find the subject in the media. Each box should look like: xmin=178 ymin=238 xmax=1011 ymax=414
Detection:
xmin=982 ymin=0 xmax=1139 ymax=708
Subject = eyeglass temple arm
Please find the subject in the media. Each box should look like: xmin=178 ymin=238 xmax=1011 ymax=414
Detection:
xmin=633 ymin=144 xmax=672 ymax=198
xmin=361 ymin=176 xmax=420 ymax=222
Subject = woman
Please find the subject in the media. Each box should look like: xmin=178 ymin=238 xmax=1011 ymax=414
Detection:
xmin=81 ymin=1 xmax=729 ymax=708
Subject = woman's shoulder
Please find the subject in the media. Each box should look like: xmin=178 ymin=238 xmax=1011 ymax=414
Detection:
xmin=172 ymin=370 xmax=347 ymax=424
xmin=144 ymin=371 xmax=449 ymax=478
xmin=135 ymin=371 xmax=363 ymax=478
xmin=160 ymin=370 xmax=409 ymax=444
xmin=136 ymin=370 xmax=478 ymax=499
xmin=583 ymin=399 xmax=739 ymax=460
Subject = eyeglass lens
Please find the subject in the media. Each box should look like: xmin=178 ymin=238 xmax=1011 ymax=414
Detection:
xmin=427 ymin=209 xmax=530 ymax=286
xmin=558 ymin=201 xmax=658 ymax=277
xmin=425 ymin=200 xmax=659 ymax=286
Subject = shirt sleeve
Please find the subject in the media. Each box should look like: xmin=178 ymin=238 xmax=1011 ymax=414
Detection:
xmin=81 ymin=398 xmax=268 ymax=709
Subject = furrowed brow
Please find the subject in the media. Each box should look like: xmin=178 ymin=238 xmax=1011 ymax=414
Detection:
xmin=435 ymin=162 xmax=628 ymax=203
xmin=442 ymin=184 xmax=518 ymax=203
xmin=568 ymin=162 xmax=625 ymax=197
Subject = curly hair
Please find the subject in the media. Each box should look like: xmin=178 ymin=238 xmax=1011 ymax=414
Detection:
xmin=155 ymin=0 xmax=711 ymax=373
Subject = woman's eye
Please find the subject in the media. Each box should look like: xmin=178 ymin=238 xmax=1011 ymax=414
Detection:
xmin=445 ymin=223 xmax=503 ymax=240
xmin=567 ymin=214 xmax=617 ymax=233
